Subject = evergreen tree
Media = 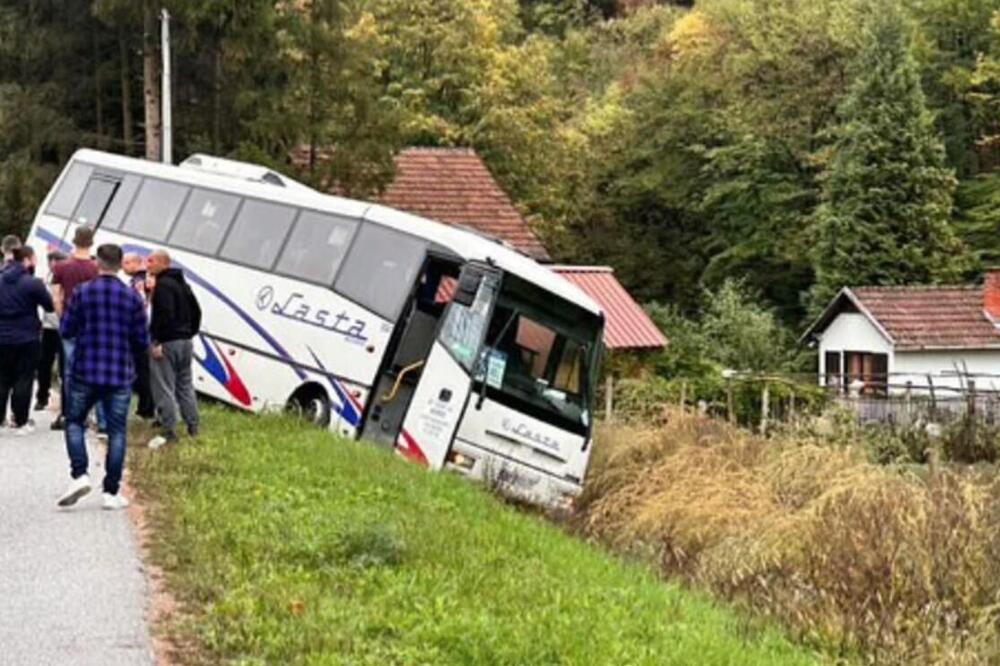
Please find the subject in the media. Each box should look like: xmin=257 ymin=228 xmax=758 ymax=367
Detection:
xmin=811 ymin=1 xmax=968 ymax=307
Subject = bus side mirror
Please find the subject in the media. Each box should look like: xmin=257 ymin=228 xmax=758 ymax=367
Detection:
xmin=453 ymin=271 xmax=482 ymax=307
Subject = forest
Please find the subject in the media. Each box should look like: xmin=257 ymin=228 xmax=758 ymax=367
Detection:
xmin=1 ymin=0 xmax=999 ymax=334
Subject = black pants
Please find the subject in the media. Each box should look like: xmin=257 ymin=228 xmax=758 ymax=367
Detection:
xmin=36 ymin=328 xmax=62 ymax=407
xmin=133 ymin=349 xmax=155 ymax=418
xmin=0 ymin=341 xmax=41 ymax=427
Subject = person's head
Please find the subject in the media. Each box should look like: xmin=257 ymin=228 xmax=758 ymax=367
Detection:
xmin=122 ymin=252 xmax=144 ymax=276
xmin=72 ymin=226 xmax=94 ymax=252
xmin=11 ymin=246 xmax=33 ymax=270
xmin=47 ymin=250 xmax=67 ymax=269
xmin=19 ymin=245 xmax=36 ymax=270
xmin=147 ymin=249 xmax=171 ymax=276
xmin=95 ymin=244 xmax=123 ymax=275
xmin=2 ymin=234 xmax=21 ymax=260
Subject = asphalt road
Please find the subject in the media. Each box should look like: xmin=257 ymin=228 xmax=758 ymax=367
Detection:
xmin=0 ymin=409 xmax=154 ymax=666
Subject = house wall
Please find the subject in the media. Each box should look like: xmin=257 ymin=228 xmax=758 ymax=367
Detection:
xmin=893 ymin=350 xmax=1000 ymax=395
xmin=817 ymin=313 xmax=893 ymax=386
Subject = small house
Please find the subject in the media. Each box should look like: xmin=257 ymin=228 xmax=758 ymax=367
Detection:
xmin=802 ymin=271 xmax=1000 ymax=396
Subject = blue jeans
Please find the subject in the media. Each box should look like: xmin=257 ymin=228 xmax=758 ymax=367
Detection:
xmin=62 ymin=339 xmax=106 ymax=429
xmin=65 ymin=381 xmax=131 ymax=495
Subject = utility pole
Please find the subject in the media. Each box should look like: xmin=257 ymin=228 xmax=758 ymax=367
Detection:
xmin=161 ymin=8 xmax=173 ymax=164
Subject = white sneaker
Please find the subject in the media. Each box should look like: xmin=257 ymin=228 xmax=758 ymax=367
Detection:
xmin=102 ymin=493 xmax=130 ymax=510
xmin=12 ymin=423 xmax=35 ymax=436
xmin=57 ymin=475 xmax=92 ymax=507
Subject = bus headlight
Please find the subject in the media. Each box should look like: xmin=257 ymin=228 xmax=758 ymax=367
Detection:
xmin=446 ymin=450 xmax=476 ymax=471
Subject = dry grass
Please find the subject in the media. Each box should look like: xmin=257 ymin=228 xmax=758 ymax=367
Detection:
xmin=576 ymin=410 xmax=1000 ymax=664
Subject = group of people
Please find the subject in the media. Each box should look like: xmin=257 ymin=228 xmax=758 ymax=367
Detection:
xmin=0 ymin=226 xmax=202 ymax=510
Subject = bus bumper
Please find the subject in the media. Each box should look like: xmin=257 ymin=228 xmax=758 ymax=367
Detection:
xmin=444 ymin=439 xmax=583 ymax=511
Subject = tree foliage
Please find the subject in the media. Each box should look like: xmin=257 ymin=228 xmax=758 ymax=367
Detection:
xmin=0 ymin=0 xmax=999 ymax=339
xmin=812 ymin=1 xmax=968 ymax=306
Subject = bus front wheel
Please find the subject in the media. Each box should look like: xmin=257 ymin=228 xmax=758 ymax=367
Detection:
xmin=287 ymin=384 xmax=332 ymax=428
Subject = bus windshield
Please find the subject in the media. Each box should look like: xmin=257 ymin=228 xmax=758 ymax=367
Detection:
xmin=477 ymin=275 xmax=602 ymax=435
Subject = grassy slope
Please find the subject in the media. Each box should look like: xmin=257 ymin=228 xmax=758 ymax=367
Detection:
xmin=131 ymin=407 xmax=820 ymax=666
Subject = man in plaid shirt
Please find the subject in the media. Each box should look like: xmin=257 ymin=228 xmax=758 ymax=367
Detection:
xmin=57 ymin=244 xmax=150 ymax=510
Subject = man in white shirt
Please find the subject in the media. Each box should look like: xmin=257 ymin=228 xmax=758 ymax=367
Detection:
xmin=35 ymin=250 xmax=66 ymax=412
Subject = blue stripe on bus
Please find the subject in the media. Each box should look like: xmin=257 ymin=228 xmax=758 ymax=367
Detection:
xmin=35 ymin=226 xmax=368 ymax=425
xmin=306 ymin=346 xmax=361 ymax=427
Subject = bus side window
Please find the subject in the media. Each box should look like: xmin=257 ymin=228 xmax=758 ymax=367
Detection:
xmin=169 ymin=188 xmax=240 ymax=255
xmin=275 ymin=210 xmax=358 ymax=284
xmin=335 ymin=224 xmax=426 ymax=321
xmin=100 ymin=174 xmax=142 ymax=230
xmin=45 ymin=163 xmax=94 ymax=219
xmin=122 ymin=179 xmax=190 ymax=241
xmin=218 ymin=199 xmax=296 ymax=270
xmin=70 ymin=177 xmax=119 ymax=227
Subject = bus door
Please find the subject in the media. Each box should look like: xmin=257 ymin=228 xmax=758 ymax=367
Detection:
xmin=361 ymin=262 xmax=501 ymax=468
xmin=360 ymin=256 xmax=465 ymax=447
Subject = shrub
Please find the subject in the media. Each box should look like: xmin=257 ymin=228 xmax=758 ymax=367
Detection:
xmin=577 ymin=409 xmax=1000 ymax=664
xmin=942 ymin=415 xmax=1000 ymax=464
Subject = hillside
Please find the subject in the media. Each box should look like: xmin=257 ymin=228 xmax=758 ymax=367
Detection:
xmin=130 ymin=408 xmax=820 ymax=665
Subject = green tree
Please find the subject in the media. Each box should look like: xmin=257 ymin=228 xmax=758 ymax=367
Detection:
xmin=910 ymin=0 xmax=1000 ymax=176
xmin=699 ymin=279 xmax=799 ymax=373
xmin=812 ymin=1 xmax=968 ymax=307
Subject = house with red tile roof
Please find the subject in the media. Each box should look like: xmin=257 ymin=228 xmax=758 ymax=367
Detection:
xmin=376 ymin=148 xmax=665 ymax=351
xmin=297 ymin=145 xmax=665 ymax=352
xmin=377 ymin=147 xmax=551 ymax=262
xmin=802 ymin=272 xmax=1000 ymax=395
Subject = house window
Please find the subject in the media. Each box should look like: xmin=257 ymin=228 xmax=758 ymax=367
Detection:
xmin=824 ymin=351 xmax=842 ymax=390
xmin=844 ymin=351 xmax=888 ymax=395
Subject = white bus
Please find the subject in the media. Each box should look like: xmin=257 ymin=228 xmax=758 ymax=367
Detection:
xmin=28 ymin=149 xmax=604 ymax=508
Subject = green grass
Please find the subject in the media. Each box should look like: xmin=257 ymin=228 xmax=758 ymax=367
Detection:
xmin=130 ymin=406 xmax=821 ymax=666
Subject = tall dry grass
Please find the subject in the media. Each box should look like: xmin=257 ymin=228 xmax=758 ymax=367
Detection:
xmin=576 ymin=410 xmax=1000 ymax=664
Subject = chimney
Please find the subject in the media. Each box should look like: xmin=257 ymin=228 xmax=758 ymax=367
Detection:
xmin=985 ymin=269 xmax=1000 ymax=320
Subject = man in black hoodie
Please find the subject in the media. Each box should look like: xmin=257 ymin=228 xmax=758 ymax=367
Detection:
xmin=146 ymin=250 xmax=201 ymax=448
xmin=0 ymin=246 xmax=54 ymax=433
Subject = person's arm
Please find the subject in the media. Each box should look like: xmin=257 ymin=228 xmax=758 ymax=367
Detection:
xmin=33 ymin=278 xmax=54 ymax=313
xmin=60 ymin=290 xmax=81 ymax=340
xmin=148 ymin=280 xmax=171 ymax=359
xmin=188 ymin=285 xmax=202 ymax=335
xmin=50 ymin=266 xmax=65 ymax=316
xmin=129 ymin=293 xmax=150 ymax=357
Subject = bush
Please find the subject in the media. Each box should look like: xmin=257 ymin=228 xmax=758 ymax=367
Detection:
xmin=943 ymin=415 xmax=1000 ymax=464
xmin=577 ymin=410 xmax=1000 ymax=664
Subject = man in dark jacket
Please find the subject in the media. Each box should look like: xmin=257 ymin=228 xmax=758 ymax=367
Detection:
xmin=0 ymin=246 xmax=54 ymax=433
xmin=146 ymin=249 xmax=201 ymax=448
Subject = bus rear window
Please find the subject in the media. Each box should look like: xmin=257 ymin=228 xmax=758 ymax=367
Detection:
xmin=46 ymin=163 xmax=93 ymax=218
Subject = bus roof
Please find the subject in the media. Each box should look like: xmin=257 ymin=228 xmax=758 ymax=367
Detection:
xmin=65 ymin=149 xmax=602 ymax=316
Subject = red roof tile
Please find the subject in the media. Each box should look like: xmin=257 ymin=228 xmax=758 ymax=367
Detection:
xmin=553 ymin=266 xmax=667 ymax=350
xmin=377 ymin=148 xmax=550 ymax=261
xmin=850 ymin=286 xmax=1000 ymax=350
